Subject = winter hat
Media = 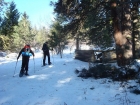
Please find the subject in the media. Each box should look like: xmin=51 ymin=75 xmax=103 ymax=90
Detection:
xmin=24 ymin=44 xmax=30 ymax=49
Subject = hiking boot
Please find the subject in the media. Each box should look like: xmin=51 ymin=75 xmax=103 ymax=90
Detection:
xmin=19 ymin=70 xmax=25 ymax=77
xmin=48 ymin=62 xmax=52 ymax=65
xmin=43 ymin=63 xmax=47 ymax=66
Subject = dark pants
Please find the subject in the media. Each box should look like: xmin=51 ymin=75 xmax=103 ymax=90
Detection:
xmin=21 ymin=56 xmax=30 ymax=72
xmin=43 ymin=51 xmax=50 ymax=65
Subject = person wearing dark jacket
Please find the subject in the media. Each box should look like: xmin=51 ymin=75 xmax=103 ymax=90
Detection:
xmin=17 ymin=44 xmax=34 ymax=76
xmin=42 ymin=41 xmax=51 ymax=66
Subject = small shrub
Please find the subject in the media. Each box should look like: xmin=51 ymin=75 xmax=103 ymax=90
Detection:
xmin=76 ymin=63 xmax=139 ymax=81
xmin=132 ymin=89 xmax=140 ymax=95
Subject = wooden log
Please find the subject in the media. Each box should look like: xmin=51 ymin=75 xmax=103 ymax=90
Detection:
xmin=75 ymin=50 xmax=96 ymax=62
xmin=75 ymin=49 xmax=116 ymax=63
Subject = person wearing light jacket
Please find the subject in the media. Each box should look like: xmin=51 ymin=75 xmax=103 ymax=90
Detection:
xmin=17 ymin=44 xmax=34 ymax=76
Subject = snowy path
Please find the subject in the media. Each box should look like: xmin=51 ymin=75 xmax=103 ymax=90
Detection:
xmin=0 ymin=51 xmax=140 ymax=105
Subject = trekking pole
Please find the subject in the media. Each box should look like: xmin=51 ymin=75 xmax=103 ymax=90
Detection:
xmin=41 ymin=52 xmax=44 ymax=66
xmin=52 ymin=51 xmax=54 ymax=64
xmin=13 ymin=60 xmax=18 ymax=77
xmin=41 ymin=52 xmax=43 ymax=66
xmin=33 ymin=57 xmax=35 ymax=73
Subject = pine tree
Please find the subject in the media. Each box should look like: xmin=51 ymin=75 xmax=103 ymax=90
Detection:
xmin=49 ymin=19 xmax=67 ymax=58
xmin=12 ymin=12 xmax=35 ymax=51
xmin=0 ymin=0 xmax=7 ymax=27
xmin=53 ymin=0 xmax=140 ymax=66
xmin=1 ymin=1 xmax=20 ymax=36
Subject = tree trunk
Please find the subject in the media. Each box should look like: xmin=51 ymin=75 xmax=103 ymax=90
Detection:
xmin=111 ymin=1 xmax=132 ymax=66
xmin=121 ymin=1 xmax=132 ymax=64
xmin=132 ymin=3 xmax=140 ymax=59
xmin=76 ymin=33 xmax=80 ymax=50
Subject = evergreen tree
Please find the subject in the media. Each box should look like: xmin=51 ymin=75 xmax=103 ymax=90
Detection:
xmin=132 ymin=3 xmax=140 ymax=59
xmin=1 ymin=1 xmax=20 ymax=36
xmin=49 ymin=19 xmax=68 ymax=58
xmin=12 ymin=12 xmax=35 ymax=51
xmin=0 ymin=0 xmax=7 ymax=26
xmin=110 ymin=0 xmax=140 ymax=66
xmin=53 ymin=0 xmax=114 ymax=48
xmin=52 ymin=0 xmax=140 ymax=66
xmin=0 ymin=0 xmax=8 ymax=50
xmin=0 ymin=1 xmax=19 ymax=50
xmin=35 ymin=26 xmax=49 ymax=47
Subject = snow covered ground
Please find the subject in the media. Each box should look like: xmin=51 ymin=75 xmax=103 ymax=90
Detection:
xmin=0 ymin=48 xmax=140 ymax=105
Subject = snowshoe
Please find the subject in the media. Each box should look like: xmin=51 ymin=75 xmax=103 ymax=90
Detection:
xmin=19 ymin=70 xmax=25 ymax=77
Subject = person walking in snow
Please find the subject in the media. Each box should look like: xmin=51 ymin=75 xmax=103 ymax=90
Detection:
xmin=42 ymin=41 xmax=51 ymax=66
xmin=17 ymin=44 xmax=34 ymax=77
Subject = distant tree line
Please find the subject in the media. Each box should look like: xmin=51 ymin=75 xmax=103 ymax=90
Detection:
xmin=0 ymin=0 xmax=65 ymax=53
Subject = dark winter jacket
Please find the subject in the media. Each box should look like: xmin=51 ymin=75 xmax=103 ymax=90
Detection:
xmin=42 ymin=43 xmax=49 ymax=55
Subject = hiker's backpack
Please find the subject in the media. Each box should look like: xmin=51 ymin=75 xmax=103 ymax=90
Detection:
xmin=22 ymin=45 xmax=32 ymax=56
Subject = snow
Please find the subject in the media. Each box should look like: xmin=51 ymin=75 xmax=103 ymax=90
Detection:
xmin=0 ymin=48 xmax=140 ymax=105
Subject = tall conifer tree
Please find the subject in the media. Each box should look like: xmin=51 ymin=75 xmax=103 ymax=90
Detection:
xmin=1 ymin=1 xmax=20 ymax=36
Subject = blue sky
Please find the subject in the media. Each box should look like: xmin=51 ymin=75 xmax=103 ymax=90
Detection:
xmin=5 ymin=0 xmax=57 ymax=27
